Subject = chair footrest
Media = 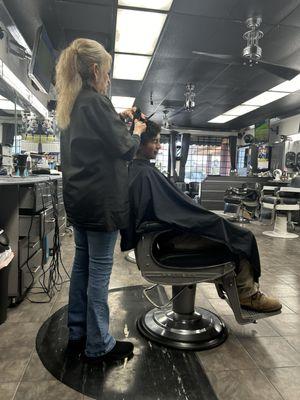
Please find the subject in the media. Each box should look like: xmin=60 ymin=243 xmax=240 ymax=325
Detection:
xmin=224 ymin=299 xmax=281 ymax=324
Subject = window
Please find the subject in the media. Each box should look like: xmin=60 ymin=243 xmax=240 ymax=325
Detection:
xmin=185 ymin=137 xmax=231 ymax=182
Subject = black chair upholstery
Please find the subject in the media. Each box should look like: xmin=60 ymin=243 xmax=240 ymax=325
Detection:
xmin=224 ymin=185 xmax=259 ymax=222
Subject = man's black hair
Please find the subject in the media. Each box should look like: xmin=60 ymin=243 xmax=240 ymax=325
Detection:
xmin=140 ymin=120 xmax=161 ymax=145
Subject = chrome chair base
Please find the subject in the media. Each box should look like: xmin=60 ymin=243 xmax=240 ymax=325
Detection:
xmin=137 ymin=307 xmax=228 ymax=350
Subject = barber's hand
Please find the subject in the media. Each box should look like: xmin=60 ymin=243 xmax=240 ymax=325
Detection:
xmin=119 ymin=107 xmax=136 ymax=120
xmin=133 ymin=119 xmax=146 ymax=135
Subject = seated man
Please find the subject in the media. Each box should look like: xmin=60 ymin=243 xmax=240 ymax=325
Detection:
xmin=121 ymin=121 xmax=281 ymax=313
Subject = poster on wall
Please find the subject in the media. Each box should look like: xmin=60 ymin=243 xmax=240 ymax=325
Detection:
xmin=257 ymin=145 xmax=270 ymax=170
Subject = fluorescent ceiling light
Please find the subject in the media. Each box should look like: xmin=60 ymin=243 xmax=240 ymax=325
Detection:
xmin=224 ymin=105 xmax=259 ymax=116
xmin=111 ymin=96 xmax=135 ymax=109
xmin=0 ymin=99 xmax=23 ymax=111
xmin=270 ymin=74 xmax=300 ymax=93
xmin=0 ymin=59 xmax=47 ymax=117
xmin=118 ymin=0 xmax=173 ymax=11
xmin=30 ymin=96 xmax=48 ymax=117
xmin=243 ymin=91 xmax=290 ymax=106
xmin=113 ymin=54 xmax=151 ymax=80
xmin=1 ymin=60 xmax=31 ymax=101
xmin=208 ymin=115 xmax=237 ymax=123
xmin=114 ymin=107 xmax=127 ymax=113
xmin=115 ymin=9 xmax=167 ymax=55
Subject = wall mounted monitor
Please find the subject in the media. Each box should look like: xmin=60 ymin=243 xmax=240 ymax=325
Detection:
xmin=28 ymin=25 xmax=56 ymax=94
xmin=255 ymin=120 xmax=269 ymax=143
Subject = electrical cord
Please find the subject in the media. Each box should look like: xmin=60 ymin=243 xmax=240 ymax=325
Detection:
xmin=26 ymin=178 xmax=70 ymax=303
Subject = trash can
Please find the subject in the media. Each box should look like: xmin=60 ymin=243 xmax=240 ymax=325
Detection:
xmin=0 ymin=229 xmax=12 ymax=325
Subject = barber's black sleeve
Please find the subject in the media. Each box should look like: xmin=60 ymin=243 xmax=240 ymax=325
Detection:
xmin=82 ymin=94 xmax=140 ymax=160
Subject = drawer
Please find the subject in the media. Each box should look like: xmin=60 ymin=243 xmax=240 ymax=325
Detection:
xmin=18 ymin=237 xmax=41 ymax=267
xmin=19 ymin=183 xmax=52 ymax=212
xmin=20 ymin=249 xmax=43 ymax=294
xmin=19 ymin=208 xmax=55 ymax=238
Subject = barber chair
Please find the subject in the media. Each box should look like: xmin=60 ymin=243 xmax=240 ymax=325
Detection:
xmin=224 ymin=185 xmax=259 ymax=223
xmin=260 ymin=186 xmax=279 ymax=224
xmin=263 ymin=187 xmax=300 ymax=238
xmin=134 ymin=222 xmax=281 ymax=350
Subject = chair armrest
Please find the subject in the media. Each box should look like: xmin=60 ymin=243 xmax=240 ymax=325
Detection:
xmin=136 ymin=221 xmax=171 ymax=234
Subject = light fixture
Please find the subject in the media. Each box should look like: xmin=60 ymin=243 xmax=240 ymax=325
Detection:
xmin=243 ymin=90 xmax=290 ymax=106
xmin=0 ymin=98 xmax=23 ymax=111
xmin=224 ymin=105 xmax=259 ymax=116
xmin=114 ymin=107 xmax=127 ymax=114
xmin=118 ymin=0 xmax=173 ymax=11
xmin=30 ymin=96 xmax=48 ymax=117
xmin=0 ymin=59 xmax=48 ymax=117
xmin=208 ymin=115 xmax=237 ymax=123
xmin=113 ymin=54 xmax=151 ymax=80
xmin=111 ymin=96 xmax=135 ymax=109
xmin=184 ymin=83 xmax=196 ymax=111
xmin=269 ymin=74 xmax=300 ymax=93
xmin=115 ymin=9 xmax=167 ymax=55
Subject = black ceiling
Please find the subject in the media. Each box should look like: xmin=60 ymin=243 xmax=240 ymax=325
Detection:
xmin=3 ymin=0 xmax=300 ymax=131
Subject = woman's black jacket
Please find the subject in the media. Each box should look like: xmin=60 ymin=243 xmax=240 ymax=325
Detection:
xmin=60 ymin=87 xmax=140 ymax=231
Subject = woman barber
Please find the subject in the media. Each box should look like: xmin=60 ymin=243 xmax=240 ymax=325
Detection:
xmin=56 ymin=38 xmax=146 ymax=364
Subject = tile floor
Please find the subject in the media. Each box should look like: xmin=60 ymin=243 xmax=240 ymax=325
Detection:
xmin=0 ymin=222 xmax=300 ymax=400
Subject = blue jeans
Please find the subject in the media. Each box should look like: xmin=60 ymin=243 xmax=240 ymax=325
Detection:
xmin=68 ymin=227 xmax=118 ymax=357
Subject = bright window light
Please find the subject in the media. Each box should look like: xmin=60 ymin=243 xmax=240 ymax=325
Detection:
xmin=111 ymin=96 xmax=135 ymax=109
xmin=115 ymin=9 xmax=167 ymax=54
xmin=224 ymin=105 xmax=259 ymax=116
xmin=270 ymin=74 xmax=300 ymax=93
xmin=113 ymin=54 xmax=151 ymax=80
xmin=118 ymin=0 xmax=173 ymax=11
xmin=243 ymin=91 xmax=290 ymax=106
xmin=0 ymin=99 xmax=23 ymax=111
xmin=208 ymin=115 xmax=237 ymax=123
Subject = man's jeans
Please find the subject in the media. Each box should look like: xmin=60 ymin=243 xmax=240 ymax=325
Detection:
xmin=68 ymin=227 xmax=118 ymax=357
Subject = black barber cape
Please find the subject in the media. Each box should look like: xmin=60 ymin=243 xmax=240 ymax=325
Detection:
xmin=120 ymin=159 xmax=261 ymax=281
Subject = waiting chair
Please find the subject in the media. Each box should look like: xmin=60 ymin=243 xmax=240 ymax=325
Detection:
xmin=134 ymin=222 xmax=281 ymax=350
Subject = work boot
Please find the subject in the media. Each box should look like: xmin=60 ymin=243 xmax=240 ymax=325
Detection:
xmin=240 ymin=291 xmax=282 ymax=312
xmin=82 ymin=340 xmax=134 ymax=364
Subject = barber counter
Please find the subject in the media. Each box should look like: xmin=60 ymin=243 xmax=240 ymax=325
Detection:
xmin=0 ymin=175 xmax=65 ymax=304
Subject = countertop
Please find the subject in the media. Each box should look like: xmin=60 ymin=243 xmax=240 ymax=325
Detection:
xmin=0 ymin=175 xmax=62 ymax=186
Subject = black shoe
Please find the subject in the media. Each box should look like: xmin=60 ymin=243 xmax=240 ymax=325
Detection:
xmin=82 ymin=341 xmax=134 ymax=364
xmin=65 ymin=336 xmax=86 ymax=356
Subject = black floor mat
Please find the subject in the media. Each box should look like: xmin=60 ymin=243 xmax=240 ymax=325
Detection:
xmin=36 ymin=285 xmax=219 ymax=400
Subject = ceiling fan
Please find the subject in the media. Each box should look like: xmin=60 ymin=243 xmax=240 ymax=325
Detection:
xmin=193 ymin=16 xmax=300 ymax=81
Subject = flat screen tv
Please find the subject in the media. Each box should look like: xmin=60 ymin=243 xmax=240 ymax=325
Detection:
xmin=255 ymin=121 xmax=269 ymax=143
xmin=28 ymin=26 xmax=55 ymax=94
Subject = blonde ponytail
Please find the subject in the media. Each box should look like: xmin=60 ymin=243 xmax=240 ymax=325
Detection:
xmin=55 ymin=38 xmax=112 ymax=130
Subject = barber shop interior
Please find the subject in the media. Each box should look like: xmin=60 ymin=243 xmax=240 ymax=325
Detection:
xmin=1 ymin=0 xmax=300 ymax=399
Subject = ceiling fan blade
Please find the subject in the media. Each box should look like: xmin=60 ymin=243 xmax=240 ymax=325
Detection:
xmin=192 ymin=51 xmax=240 ymax=65
xmin=257 ymin=59 xmax=300 ymax=80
